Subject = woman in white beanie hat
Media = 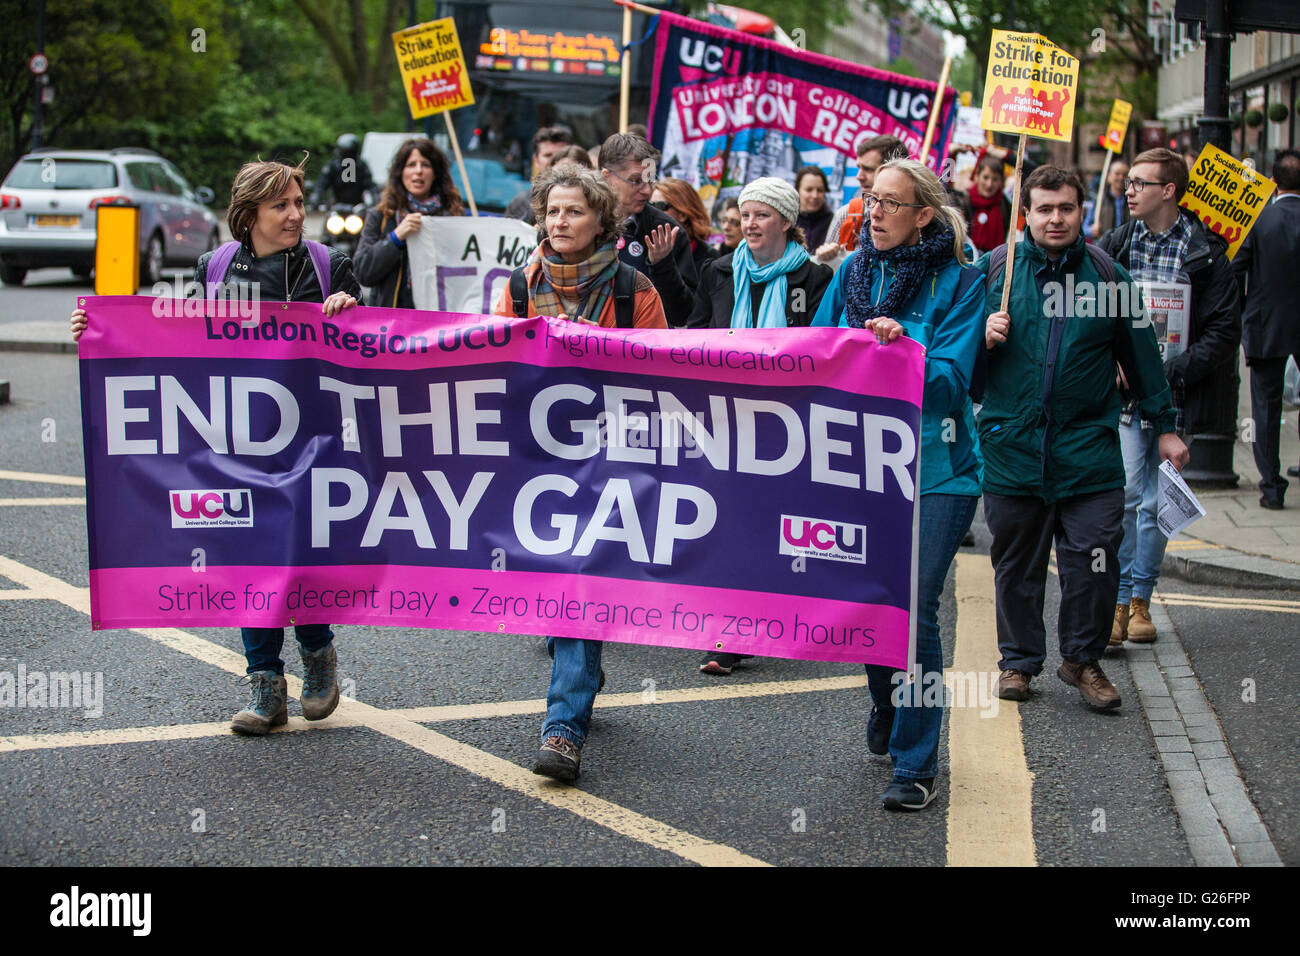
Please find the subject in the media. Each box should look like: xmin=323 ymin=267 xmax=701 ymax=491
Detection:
xmin=685 ymin=176 xmax=832 ymax=332
xmin=687 ymin=177 xmax=832 ymax=677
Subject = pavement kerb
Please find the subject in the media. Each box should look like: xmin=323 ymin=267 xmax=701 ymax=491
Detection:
xmin=0 ymin=339 xmax=77 ymax=354
xmin=1161 ymin=547 xmax=1300 ymax=591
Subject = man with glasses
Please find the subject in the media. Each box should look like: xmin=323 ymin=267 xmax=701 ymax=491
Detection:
xmin=1097 ymin=148 xmax=1239 ymax=644
xmin=598 ymin=133 xmax=699 ymax=326
xmin=980 ymin=165 xmax=1188 ymax=710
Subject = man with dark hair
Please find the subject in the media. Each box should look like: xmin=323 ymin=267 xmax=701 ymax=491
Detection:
xmin=1234 ymin=148 xmax=1300 ymax=504
xmin=1097 ymin=147 xmax=1240 ymax=644
xmin=979 ymin=165 xmax=1188 ymax=710
xmin=504 ymin=126 xmax=576 ymax=223
xmin=816 ymin=134 xmax=908 ymax=264
xmin=598 ymin=132 xmax=699 ymax=326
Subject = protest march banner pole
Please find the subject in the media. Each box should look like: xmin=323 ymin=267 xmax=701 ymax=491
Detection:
xmin=392 ymin=17 xmax=478 ymax=216
xmin=1094 ymin=98 xmax=1132 ymax=226
xmin=918 ymin=56 xmax=952 ymax=167
xmin=979 ymin=29 xmax=1080 ymax=313
xmin=614 ymin=0 xmax=659 ymax=134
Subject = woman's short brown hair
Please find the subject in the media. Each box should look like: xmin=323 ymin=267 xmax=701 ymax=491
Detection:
xmin=531 ymin=166 xmax=621 ymax=248
xmin=227 ymin=154 xmax=308 ymax=243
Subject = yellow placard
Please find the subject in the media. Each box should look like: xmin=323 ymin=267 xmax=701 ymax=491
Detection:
xmin=980 ymin=30 xmax=1079 ymax=143
xmin=1105 ymin=99 xmax=1132 ymax=153
xmin=1180 ymin=143 xmax=1277 ymax=260
xmin=393 ymin=18 xmax=474 ymax=120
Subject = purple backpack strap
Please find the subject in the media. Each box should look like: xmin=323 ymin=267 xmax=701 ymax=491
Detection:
xmin=204 ymin=241 xmax=242 ymax=300
xmin=305 ymin=240 xmax=331 ymax=298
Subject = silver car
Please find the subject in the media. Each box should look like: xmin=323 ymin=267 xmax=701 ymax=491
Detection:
xmin=0 ymin=147 xmax=219 ymax=286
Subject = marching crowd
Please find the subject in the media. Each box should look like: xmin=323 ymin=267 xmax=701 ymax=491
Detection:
xmin=68 ymin=121 xmax=1300 ymax=812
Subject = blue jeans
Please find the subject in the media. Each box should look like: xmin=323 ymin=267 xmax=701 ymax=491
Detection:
xmin=866 ymin=493 xmax=978 ymax=780
xmin=1118 ymin=420 xmax=1168 ymax=604
xmin=542 ymin=636 xmax=603 ymax=745
xmin=240 ymin=625 xmax=333 ymax=676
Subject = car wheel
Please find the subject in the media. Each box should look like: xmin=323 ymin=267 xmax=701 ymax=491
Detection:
xmin=0 ymin=263 xmax=26 ymax=286
xmin=140 ymin=233 xmax=164 ymax=286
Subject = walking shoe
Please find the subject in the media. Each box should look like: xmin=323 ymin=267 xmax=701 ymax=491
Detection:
xmin=231 ymin=671 xmax=288 ymax=735
xmin=882 ymin=776 xmax=937 ymax=812
xmin=699 ymin=651 xmax=751 ymax=675
xmin=1109 ymin=603 xmax=1129 ymax=647
xmin=533 ymin=735 xmax=581 ymax=783
xmin=1057 ymin=660 xmax=1121 ymax=710
xmin=298 ymin=642 xmax=340 ymax=720
xmin=1127 ymin=597 xmax=1157 ymax=643
xmin=1287 ymin=465 xmax=1299 ymax=478
xmin=997 ymin=669 xmax=1031 ymax=701
xmin=1259 ymin=494 xmax=1284 ymax=510
xmin=867 ymin=705 xmax=895 ymax=756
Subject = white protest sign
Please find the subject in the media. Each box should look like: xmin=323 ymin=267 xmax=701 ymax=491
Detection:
xmin=407 ymin=215 xmax=537 ymax=314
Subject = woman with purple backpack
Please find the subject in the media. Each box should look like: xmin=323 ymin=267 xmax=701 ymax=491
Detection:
xmin=71 ymin=155 xmax=361 ymax=735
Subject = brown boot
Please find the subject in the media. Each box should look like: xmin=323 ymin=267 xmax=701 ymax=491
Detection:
xmin=1109 ymin=604 xmax=1129 ymax=646
xmin=1128 ymin=597 xmax=1157 ymax=642
xmin=997 ymin=669 xmax=1031 ymax=701
xmin=1057 ymin=660 xmax=1121 ymax=709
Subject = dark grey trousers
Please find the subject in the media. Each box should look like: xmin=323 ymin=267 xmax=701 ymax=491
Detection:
xmin=1247 ymin=355 xmax=1300 ymax=502
xmin=983 ymin=489 xmax=1124 ymax=675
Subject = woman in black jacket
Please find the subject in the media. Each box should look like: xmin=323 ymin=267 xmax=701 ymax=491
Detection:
xmin=794 ymin=164 xmax=833 ymax=251
xmin=686 ymin=177 xmax=832 ymax=331
xmin=354 ymin=138 xmax=463 ymax=308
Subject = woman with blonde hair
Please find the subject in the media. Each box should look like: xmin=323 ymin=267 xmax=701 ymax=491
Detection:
xmin=813 ymin=157 xmax=985 ymax=812
xmin=71 ymin=154 xmax=360 ymax=736
xmin=493 ymin=164 xmax=666 ymax=783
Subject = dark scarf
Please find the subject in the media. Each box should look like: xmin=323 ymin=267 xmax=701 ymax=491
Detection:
xmin=967 ymin=184 xmax=1005 ymax=252
xmin=407 ymin=191 xmax=442 ymax=215
xmin=843 ymin=219 xmax=956 ymax=328
xmin=796 ymin=205 xmax=833 ymax=250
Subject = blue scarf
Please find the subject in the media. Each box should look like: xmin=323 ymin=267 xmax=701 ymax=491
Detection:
xmin=730 ymin=240 xmax=810 ymax=328
xmin=407 ymin=191 xmax=442 ymax=215
xmin=843 ymin=220 xmax=955 ymax=328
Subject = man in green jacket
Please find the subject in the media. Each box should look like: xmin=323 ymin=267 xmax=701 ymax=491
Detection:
xmin=979 ymin=165 xmax=1189 ymax=710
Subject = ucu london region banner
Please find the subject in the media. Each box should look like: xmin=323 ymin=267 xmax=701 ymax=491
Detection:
xmin=648 ymin=11 xmax=958 ymax=213
xmin=77 ymin=297 xmax=922 ymax=668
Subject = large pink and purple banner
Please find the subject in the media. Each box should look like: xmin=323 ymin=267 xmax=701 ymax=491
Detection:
xmin=78 ymin=298 xmax=922 ymax=667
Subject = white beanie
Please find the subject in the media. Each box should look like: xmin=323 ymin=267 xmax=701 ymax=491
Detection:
xmin=738 ymin=176 xmax=799 ymax=225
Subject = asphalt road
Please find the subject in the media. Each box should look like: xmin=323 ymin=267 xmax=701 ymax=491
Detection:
xmin=1 ymin=347 xmax=1293 ymax=870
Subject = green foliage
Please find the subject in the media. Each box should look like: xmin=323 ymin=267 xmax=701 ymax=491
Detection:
xmin=1267 ymin=102 xmax=1289 ymax=124
xmin=1244 ymin=108 xmax=1264 ymax=129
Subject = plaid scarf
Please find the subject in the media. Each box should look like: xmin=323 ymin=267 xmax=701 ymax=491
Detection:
xmin=406 ymin=191 xmax=442 ymax=215
xmin=527 ymin=239 xmax=621 ymax=322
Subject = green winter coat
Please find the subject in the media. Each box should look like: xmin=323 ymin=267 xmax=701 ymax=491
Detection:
xmin=976 ymin=234 xmax=1176 ymax=502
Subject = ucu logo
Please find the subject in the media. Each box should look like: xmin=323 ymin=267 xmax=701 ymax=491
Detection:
xmin=169 ymin=489 xmax=254 ymax=528
xmin=678 ymin=38 xmax=741 ymax=77
xmin=779 ymin=515 xmax=866 ymax=564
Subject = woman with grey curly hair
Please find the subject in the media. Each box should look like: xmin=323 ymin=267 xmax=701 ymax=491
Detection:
xmin=492 ymin=164 xmax=665 ymax=784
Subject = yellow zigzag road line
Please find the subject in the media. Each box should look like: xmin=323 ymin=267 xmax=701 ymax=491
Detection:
xmin=0 ymin=554 xmax=767 ymax=867
xmin=947 ymin=553 xmax=1037 ymax=867
xmin=0 ymin=470 xmax=85 ymax=486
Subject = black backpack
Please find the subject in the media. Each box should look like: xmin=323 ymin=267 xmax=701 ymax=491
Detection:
xmin=509 ymin=262 xmax=637 ymax=328
xmin=984 ymin=240 xmax=1120 ymax=287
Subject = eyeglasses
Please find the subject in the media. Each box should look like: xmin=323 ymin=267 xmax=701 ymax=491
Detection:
xmin=864 ymin=194 xmax=926 ymax=215
xmin=605 ymin=167 xmax=656 ymax=190
xmin=1122 ymin=178 xmax=1166 ymax=193
xmin=649 ymin=199 xmax=671 ymax=212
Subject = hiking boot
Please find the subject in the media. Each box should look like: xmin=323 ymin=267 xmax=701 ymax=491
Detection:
xmin=1109 ymin=603 xmax=1129 ymax=647
xmin=867 ymin=705 xmax=895 ymax=756
xmin=997 ymin=669 xmax=1031 ymax=701
xmin=299 ymin=642 xmax=339 ymax=720
xmin=231 ymin=671 xmax=288 ymax=735
xmin=533 ymin=735 xmax=581 ymax=783
xmin=882 ymin=776 xmax=938 ymax=812
xmin=1127 ymin=597 xmax=1157 ymax=643
xmin=1057 ymin=660 xmax=1121 ymax=710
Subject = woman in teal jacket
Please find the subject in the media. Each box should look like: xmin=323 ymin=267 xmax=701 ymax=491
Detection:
xmin=812 ymin=157 xmax=985 ymax=812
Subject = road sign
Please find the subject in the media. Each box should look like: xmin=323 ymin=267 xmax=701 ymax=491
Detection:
xmin=29 ymin=53 xmax=48 ymax=75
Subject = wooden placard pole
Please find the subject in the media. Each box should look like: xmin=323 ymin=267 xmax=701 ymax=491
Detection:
xmin=999 ymin=132 xmax=1027 ymax=313
xmin=444 ymin=112 xmax=478 ymax=217
xmin=1092 ymin=148 xmax=1113 ymax=238
xmin=919 ymin=56 xmax=952 ymax=166
xmin=619 ymin=5 xmax=632 ymax=132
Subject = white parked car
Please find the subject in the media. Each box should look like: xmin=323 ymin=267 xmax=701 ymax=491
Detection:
xmin=0 ymin=147 xmax=219 ymax=286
